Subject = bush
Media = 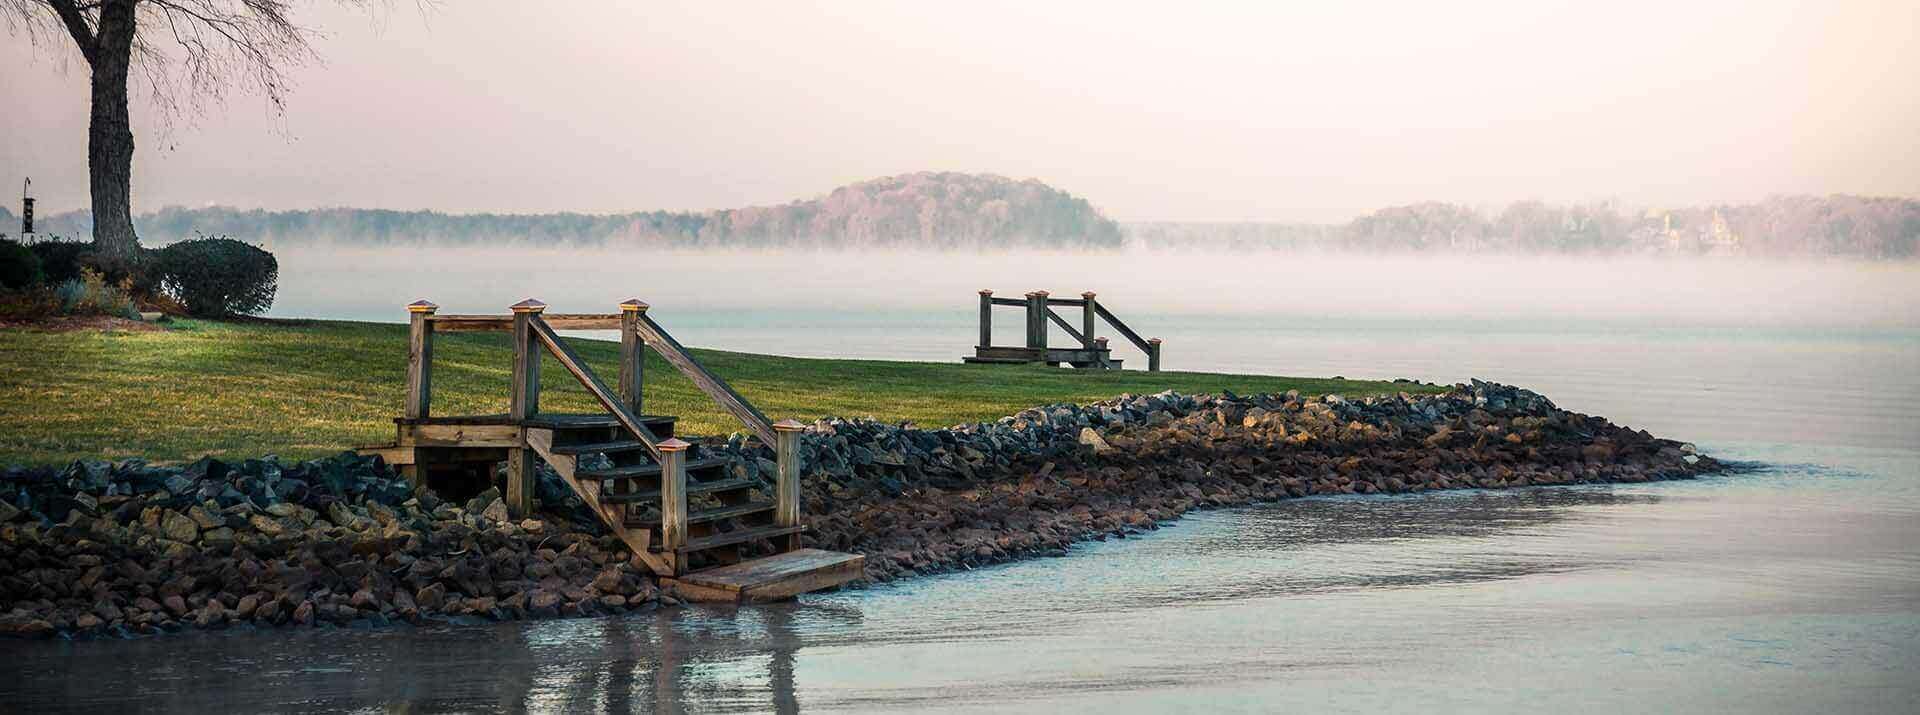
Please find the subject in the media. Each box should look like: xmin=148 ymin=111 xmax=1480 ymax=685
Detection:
xmin=54 ymin=268 xmax=142 ymax=319
xmin=28 ymin=238 xmax=93 ymax=284
xmin=0 ymin=239 xmax=45 ymax=289
xmin=155 ymin=236 xmax=278 ymax=317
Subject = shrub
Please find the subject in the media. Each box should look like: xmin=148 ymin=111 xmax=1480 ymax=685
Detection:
xmin=0 ymin=239 xmax=45 ymax=289
xmin=28 ymin=238 xmax=93 ymax=284
xmin=53 ymin=268 xmax=141 ymax=318
xmin=155 ymin=236 xmax=278 ymax=317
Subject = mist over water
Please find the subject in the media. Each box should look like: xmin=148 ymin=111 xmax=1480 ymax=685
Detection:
xmin=272 ymin=245 xmax=1920 ymax=450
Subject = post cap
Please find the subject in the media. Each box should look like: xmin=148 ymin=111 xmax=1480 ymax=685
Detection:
xmin=657 ymin=438 xmax=691 ymax=451
xmin=406 ymin=299 xmax=438 ymax=313
xmin=1148 ymin=337 xmax=1163 ymax=345
xmin=1034 ymin=290 xmax=1050 ymax=297
xmin=1095 ymin=336 xmax=1109 ymax=345
xmin=1081 ymin=291 xmax=1096 ymax=299
xmin=978 ymin=289 xmax=993 ymax=296
xmin=509 ymin=298 xmax=547 ymax=313
xmin=772 ymin=418 xmax=807 ymax=432
xmin=618 ymin=298 xmax=649 ymax=312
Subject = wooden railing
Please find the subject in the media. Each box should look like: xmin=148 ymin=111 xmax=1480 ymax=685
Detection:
xmin=976 ymin=289 xmax=1162 ymax=370
xmin=401 ymin=299 xmax=799 ymax=547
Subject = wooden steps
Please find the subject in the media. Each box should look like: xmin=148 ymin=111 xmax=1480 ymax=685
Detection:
xmin=665 ymin=548 xmax=866 ymax=604
xmin=365 ymin=302 xmax=862 ymax=603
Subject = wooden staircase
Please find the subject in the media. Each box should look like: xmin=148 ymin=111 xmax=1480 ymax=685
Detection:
xmin=359 ymin=298 xmax=863 ymax=603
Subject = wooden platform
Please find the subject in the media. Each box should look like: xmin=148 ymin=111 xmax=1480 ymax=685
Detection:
xmin=963 ymin=345 xmax=1121 ymax=369
xmin=663 ymin=548 xmax=866 ymax=604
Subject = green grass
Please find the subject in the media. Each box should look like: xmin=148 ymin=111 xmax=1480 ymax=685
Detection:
xmin=0 ymin=319 xmax=1440 ymax=465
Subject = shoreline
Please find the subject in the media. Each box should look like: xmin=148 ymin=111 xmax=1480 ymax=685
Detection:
xmin=0 ymin=382 xmax=1722 ymax=641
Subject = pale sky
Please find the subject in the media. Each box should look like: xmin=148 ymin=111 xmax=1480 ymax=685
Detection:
xmin=3 ymin=0 xmax=1917 ymax=222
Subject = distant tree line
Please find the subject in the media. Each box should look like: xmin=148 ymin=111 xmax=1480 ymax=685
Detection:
xmin=9 ymin=183 xmax=1912 ymax=258
xmin=1126 ymin=195 xmax=1917 ymax=258
xmin=5 ymin=172 xmax=1124 ymax=250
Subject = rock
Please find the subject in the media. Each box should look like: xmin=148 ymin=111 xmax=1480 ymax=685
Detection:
xmin=292 ymin=600 xmax=315 ymax=625
xmin=248 ymin=514 xmax=285 ymax=536
xmin=1077 ymin=428 xmax=1113 ymax=455
xmin=187 ymin=505 xmax=224 ymax=530
xmin=480 ymin=499 xmax=510 ymax=525
xmin=160 ymin=511 xmax=199 ymax=542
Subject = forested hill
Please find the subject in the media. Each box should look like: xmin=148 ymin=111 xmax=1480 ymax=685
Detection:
xmin=5 ymin=172 xmax=1124 ymax=249
xmin=1129 ymin=195 xmax=1919 ymax=258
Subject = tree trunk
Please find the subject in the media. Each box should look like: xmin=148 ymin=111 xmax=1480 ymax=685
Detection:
xmin=87 ymin=0 xmax=140 ymax=259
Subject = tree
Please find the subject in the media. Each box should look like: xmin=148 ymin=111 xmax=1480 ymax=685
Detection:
xmin=3 ymin=0 xmax=343 ymax=261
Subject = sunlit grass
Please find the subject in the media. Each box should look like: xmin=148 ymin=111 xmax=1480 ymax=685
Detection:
xmin=0 ymin=319 xmax=1440 ymax=465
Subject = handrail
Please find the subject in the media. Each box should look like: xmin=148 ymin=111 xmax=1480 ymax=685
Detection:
xmin=1093 ymin=303 xmax=1152 ymax=354
xmin=432 ymin=313 xmax=623 ymax=331
xmin=629 ymin=312 xmax=777 ymax=446
xmin=526 ymin=315 xmax=667 ymax=462
xmin=1044 ymin=307 xmax=1086 ymax=345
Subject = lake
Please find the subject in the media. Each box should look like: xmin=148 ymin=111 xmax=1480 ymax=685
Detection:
xmin=3 ymin=247 xmax=1916 ymax=712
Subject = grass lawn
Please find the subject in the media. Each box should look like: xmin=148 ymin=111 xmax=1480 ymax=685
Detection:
xmin=0 ymin=319 xmax=1441 ymax=465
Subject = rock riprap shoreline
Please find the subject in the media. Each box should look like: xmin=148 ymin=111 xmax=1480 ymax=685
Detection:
xmin=1 ymin=381 xmax=1721 ymax=639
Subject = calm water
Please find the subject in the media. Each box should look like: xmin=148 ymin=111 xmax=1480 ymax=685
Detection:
xmin=4 ymin=249 xmax=1916 ymax=712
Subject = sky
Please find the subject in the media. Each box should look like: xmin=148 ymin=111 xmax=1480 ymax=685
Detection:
xmin=3 ymin=0 xmax=1917 ymax=222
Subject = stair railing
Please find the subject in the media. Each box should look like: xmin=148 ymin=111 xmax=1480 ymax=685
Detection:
xmin=975 ymin=289 xmax=1163 ymax=370
xmin=397 ymin=298 xmax=803 ymax=564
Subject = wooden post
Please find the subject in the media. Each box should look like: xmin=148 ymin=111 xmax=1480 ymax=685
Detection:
xmin=1026 ymin=291 xmax=1049 ymax=351
xmin=1080 ymin=291 xmax=1097 ymax=351
xmin=509 ymin=298 xmax=546 ymax=420
xmin=772 ymin=419 xmax=804 ymax=531
xmin=977 ymin=290 xmax=993 ymax=348
xmin=1148 ymin=337 xmax=1163 ymax=372
xmin=658 ymin=438 xmax=691 ymax=561
xmin=1095 ymin=336 xmax=1110 ymax=369
xmin=506 ymin=298 xmax=546 ymax=518
xmin=405 ymin=299 xmax=437 ymax=420
xmin=619 ymin=298 xmax=648 ymax=416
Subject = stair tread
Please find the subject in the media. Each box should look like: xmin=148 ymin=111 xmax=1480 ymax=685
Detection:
xmin=551 ymin=440 xmax=654 ymax=455
xmin=626 ymin=500 xmax=774 ymax=527
xmin=602 ymin=476 xmax=759 ymax=504
xmin=579 ymin=456 xmax=728 ymax=479
xmin=655 ymin=524 xmax=806 ymax=553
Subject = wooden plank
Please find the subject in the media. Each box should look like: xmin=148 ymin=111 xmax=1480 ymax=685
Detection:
xmin=428 ymin=313 xmax=621 ymax=331
xmin=579 ymin=456 xmax=727 ymax=481
xmin=526 ymin=316 xmax=666 ymax=462
xmin=427 ymin=315 xmax=512 ymax=332
xmin=978 ymin=291 xmax=993 ymax=348
xmin=657 ymin=578 xmax=740 ymax=604
xmin=401 ymin=423 xmax=523 ymax=448
xmin=542 ymin=314 xmax=623 ymax=330
xmin=974 ymin=346 xmax=1045 ymax=359
xmin=630 ymin=314 xmax=776 ymax=446
xmin=628 ymin=500 xmax=773 ymax=527
xmin=602 ymin=476 xmax=756 ymax=503
xmin=1043 ymin=297 xmax=1087 ymax=307
xmin=1094 ymin=303 xmax=1153 ymax=353
xmin=774 ymin=423 xmax=801 ymax=529
xmin=671 ymin=524 xmax=805 ymax=554
xmin=676 ymin=549 xmax=866 ymax=602
xmin=987 ymin=297 xmax=1026 ymax=307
